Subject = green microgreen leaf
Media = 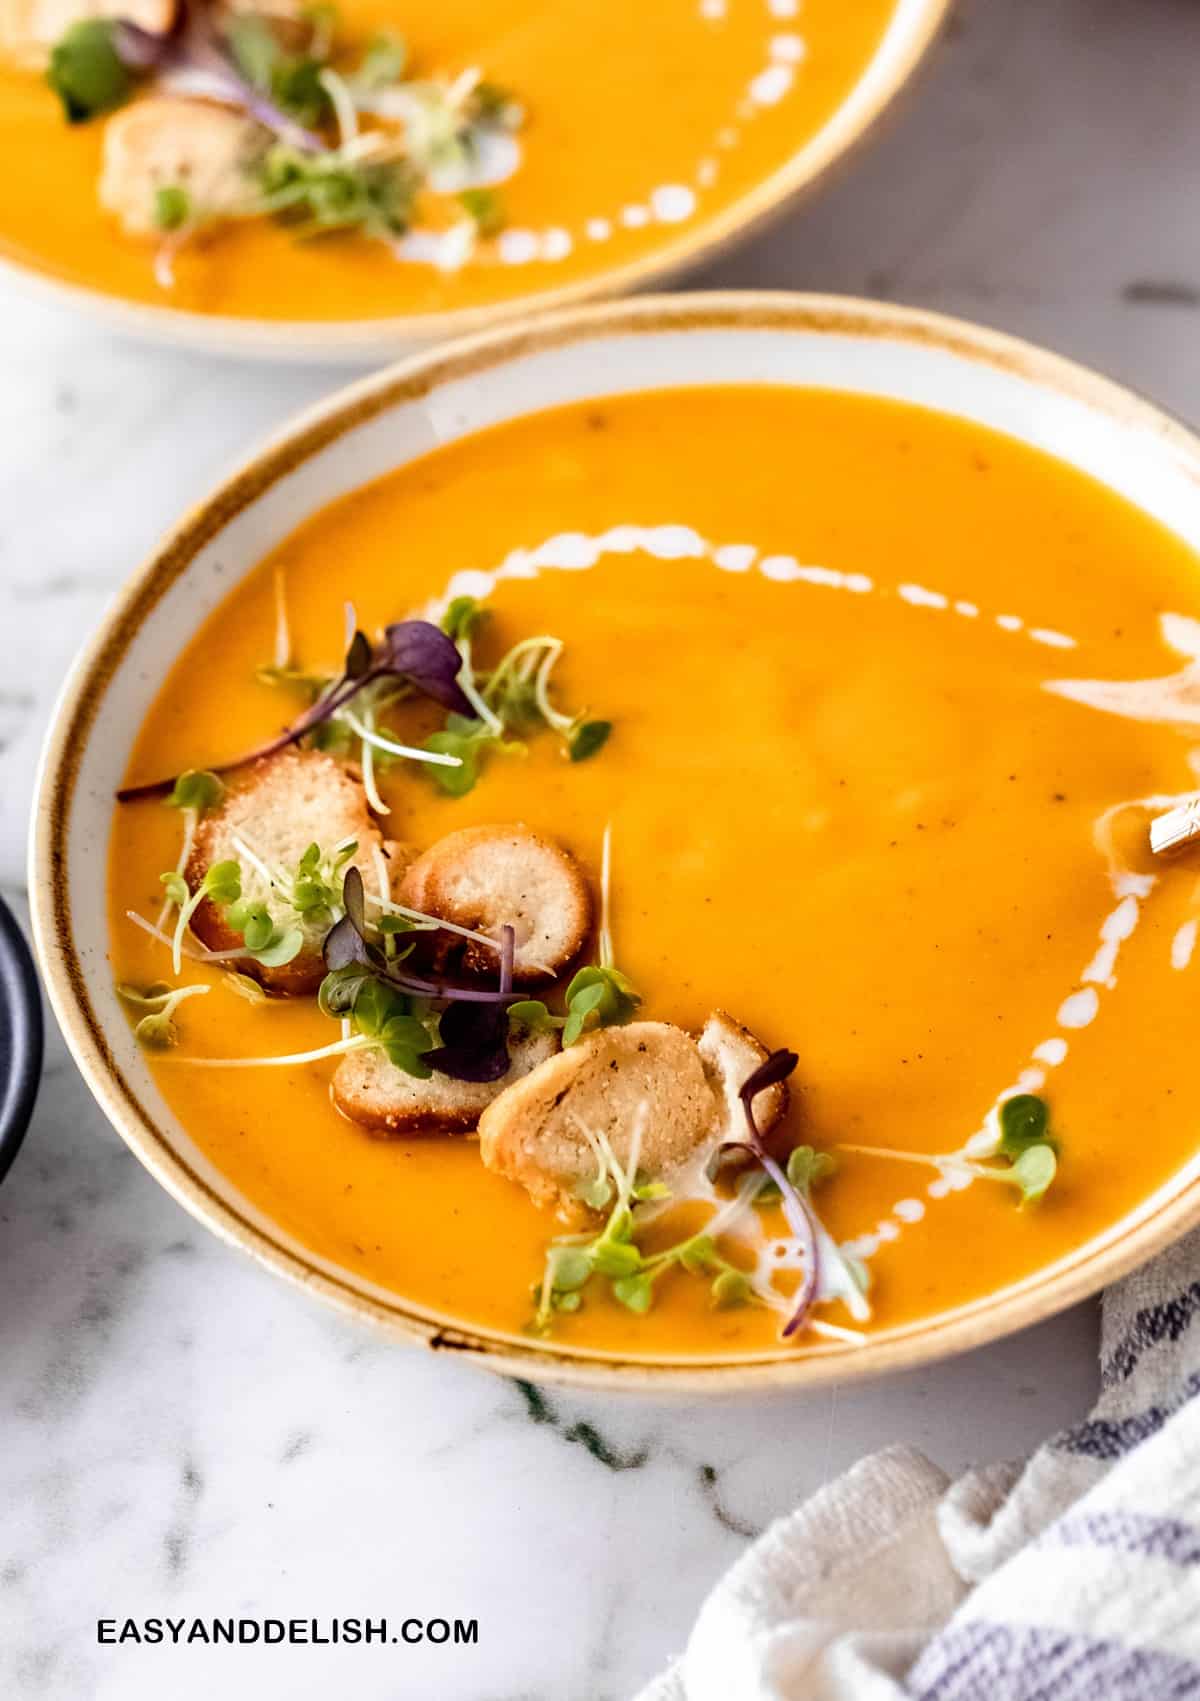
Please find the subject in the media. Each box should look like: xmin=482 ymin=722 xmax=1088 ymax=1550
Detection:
xmin=472 ymin=79 xmax=517 ymax=124
xmin=160 ymin=871 xmax=189 ymax=909
xmin=568 ymin=719 xmax=612 ymax=763
xmin=575 ymin=1174 xmax=613 ymax=1210
xmin=351 ymin=976 xmax=408 ymax=1038
xmin=561 ymin=965 xmax=641 ymax=1045
xmin=159 ymin=858 xmax=241 ymax=975
xmin=678 ymin=1235 xmax=717 ymax=1275
xmin=999 ymin=1093 xmax=1050 ymax=1158
xmin=204 ymin=860 xmax=243 ymax=907
xmin=271 ymin=55 xmax=333 ymax=127
xmin=355 ymin=29 xmax=406 ymax=88
xmin=458 ymin=187 xmax=505 ymax=237
xmin=117 ymin=981 xmax=209 ymax=1050
xmin=591 ymin=1240 xmax=642 ymax=1278
xmin=256 ymin=142 xmax=416 ymax=241
xmin=251 ymin=926 xmax=305 ymax=968
xmin=786 ymin=1145 xmax=836 ymax=1195
xmin=1012 ymin=1142 xmax=1057 ymax=1206
xmin=225 ymin=12 xmax=282 ymax=87
xmin=507 ymin=999 xmax=562 ymax=1036
xmin=548 ymin=1246 xmax=593 ymax=1292
xmin=166 ymin=769 xmax=222 ymax=813
xmin=612 ymin=1272 xmax=654 ymax=1314
xmin=47 ymin=19 xmax=132 ymax=122
xmin=711 ymin=1269 xmax=753 ymax=1309
xmin=153 ymin=184 xmax=191 ymax=233
xmin=441 ymin=595 xmax=488 ymax=643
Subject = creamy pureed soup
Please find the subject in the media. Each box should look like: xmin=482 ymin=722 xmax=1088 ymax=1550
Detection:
xmin=0 ymin=0 xmax=896 ymax=321
xmin=108 ymin=385 xmax=1200 ymax=1360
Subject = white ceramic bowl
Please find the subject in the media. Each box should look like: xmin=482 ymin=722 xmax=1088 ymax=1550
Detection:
xmin=29 ymin=292 xmax=1200 ymax=1388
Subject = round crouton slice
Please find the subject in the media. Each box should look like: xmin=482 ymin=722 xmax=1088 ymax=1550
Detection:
xmin=1 ymin=0 xmax=173 ymax=67
xmin=698 ymin=1009 xmax=788 ymax=1145
xmin=186 ymin=748 xmax=406 ymax=996
xmin=478 ymin=1021 xmax=717 ymax=1215
xmin=99 ymin=97 xmax=262 ymax=237
xmin=332 ymin=1029 xmax=559 ymax=1136
xmin=398 ymin=824 xmax=591 ymax=986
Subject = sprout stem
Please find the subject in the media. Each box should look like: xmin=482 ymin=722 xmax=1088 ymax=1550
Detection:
xmin=169 ymin=1034 xmax=373 ymax=1068
xmin=339 ymin=708 xmax=464 ymax=768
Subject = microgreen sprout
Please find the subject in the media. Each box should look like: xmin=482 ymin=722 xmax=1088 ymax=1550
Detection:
xmin=562 ymin=966 xmax=641 ymax=1045
xmin=224 ymin=898 xmax=305 ymax=969
xmin=154 ymin=768 xmax=222 ymax=929
xmin=290 ymin=838 xmax=358 ymax=923
xmin=533 ymin=1114 xmax=788 ymax=1332
xmin=161 ymin=858 xmax=241 ymax=975
xmin=840 ymin=1093 xmax=1060 ymax=1210
xmin=48 ymin=4 xmax=523 ymax=287
xmin=704 ymin=1049 xmax=854 ymax=1338
xmin=458 ymin=187 xmax=504 ymax=236
xmin=420 ymin=599 xmax=612 ymax=796
xmin=117 ymin=619 xmax=471 ymax=803
xmin=117 ymin=980 xmax=210 ymax=1049
xmin=153 ymin=184 xmax=191 ymax=232
xmin=353 ymin=30 xmax=407 ymax=90
xmin=222 ymin=971 xmax=270 ymax=1005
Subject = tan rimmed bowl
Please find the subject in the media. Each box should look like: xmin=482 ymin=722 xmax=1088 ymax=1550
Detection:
xmin=1 ymin=0 xmax=950 ymax=362
xmin=29 ymin=291 xmax=1200 ymax=1390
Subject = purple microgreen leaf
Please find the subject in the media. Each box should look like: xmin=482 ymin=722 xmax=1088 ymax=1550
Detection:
xmin=414 ymin=920 xmax=518 ymax=1081
xmin=341 ymin=864 xmax=366 ymax=936
xmin=724 ymin=1049 xmax=817 ymax=1335
xmin=738 ymin=1048 xmax=799 ymax=1140
xmin=344 ymin=629 xmax=373 ymax=679
xmin=380 ymin=620 xmax=473 ymax=716
xmin=420 ymin=1000 xmax=511 ymax=1082
xmin=322 ymin=913 xmax=369 ymax=971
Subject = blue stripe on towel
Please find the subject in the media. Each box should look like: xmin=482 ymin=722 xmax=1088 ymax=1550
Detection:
xmin=1044 ymin=1509 xmax=1200 ymax=1567
xmin=908 ymin=1621 xmax=1200 ymax=1699
xmin=1055 ymin=1372 xmax=1200 ymax=1461
xmin=1101 ymin=1282 xmax=1200 ymax=1389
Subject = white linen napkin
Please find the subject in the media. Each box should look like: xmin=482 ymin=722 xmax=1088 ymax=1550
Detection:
xmin=637 ymin=1228 xmax=1200 ymax=1700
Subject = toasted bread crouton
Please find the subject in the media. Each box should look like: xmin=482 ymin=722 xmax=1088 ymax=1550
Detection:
xmin=478 ymin=1022 xmax=719 ymax=1214
xmin=1 ymin=0 xmax=172 ymax=68
xmin=99 ymin=98 xmax=261 ymax=237
xmin=698 ymin=1009 xmax=788 ymax=1145
xmin=186 ymin=748 xmax=404 ymax=996
xmin=332 ymin=1029 xmax=559 ymax=1135
xmin=398 ymin=824 xmax=591 ymax=986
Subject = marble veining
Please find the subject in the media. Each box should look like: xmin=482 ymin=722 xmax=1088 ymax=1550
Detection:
xmin=2 ymin=0 xmax=1200 ymax=1691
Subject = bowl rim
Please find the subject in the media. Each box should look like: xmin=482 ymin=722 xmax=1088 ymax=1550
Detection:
xmin=0 ymin=0 xmax=952 ymax=362
xmin=28 ymin=289 xmax=1200 ymax=1391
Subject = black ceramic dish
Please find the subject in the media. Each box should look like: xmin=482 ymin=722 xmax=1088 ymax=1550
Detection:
xmin=0 ymin=897 xmax=42 ymax=1186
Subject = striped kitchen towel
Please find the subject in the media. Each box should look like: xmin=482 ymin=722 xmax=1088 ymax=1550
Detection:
xmin=637 ymin=1229 xmax=1200 ymax=1701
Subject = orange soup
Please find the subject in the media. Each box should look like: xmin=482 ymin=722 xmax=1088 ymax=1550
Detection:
xmin=0 ymin=0 xmax=898 ymax=321
xmin=107 ymin=385 xmax=1200 ymax=1360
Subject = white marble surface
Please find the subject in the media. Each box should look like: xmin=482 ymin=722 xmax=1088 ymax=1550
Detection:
xmin=3 ymin=0 xmax=1199 ymax=1692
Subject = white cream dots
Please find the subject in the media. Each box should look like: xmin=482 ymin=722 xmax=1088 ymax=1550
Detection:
xmin=419 ymin=1 xmax=810 ymax=273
